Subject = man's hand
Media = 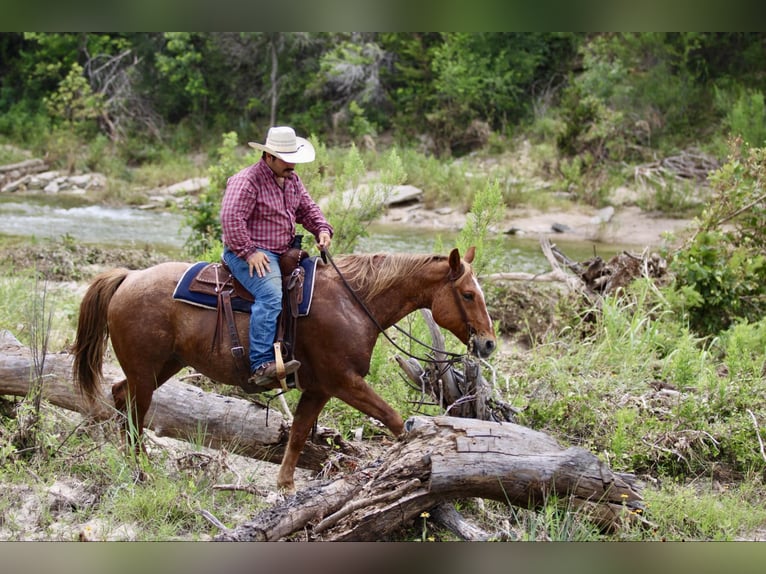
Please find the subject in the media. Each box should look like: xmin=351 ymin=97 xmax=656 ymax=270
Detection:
xmin=246 ymin=251 xmax=271 ymax=278
xmin=317 ymin=231 xmax=332 ymax=251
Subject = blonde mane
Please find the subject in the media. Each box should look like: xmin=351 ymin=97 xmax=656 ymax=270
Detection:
xmin=332 ymin=253 xmax=446 ymax=301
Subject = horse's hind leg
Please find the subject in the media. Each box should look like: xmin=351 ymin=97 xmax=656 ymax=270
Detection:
xmin=111 ymin=378 xmax=154 ymax=455
xmin=111 ymin=358 xmax=183 ymax=455
xmin=277 ymin=390 xmax=330 ymax=492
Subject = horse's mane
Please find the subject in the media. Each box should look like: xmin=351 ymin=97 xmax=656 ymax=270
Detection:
xmin=333 ymin=253 xmax=446 ymax=301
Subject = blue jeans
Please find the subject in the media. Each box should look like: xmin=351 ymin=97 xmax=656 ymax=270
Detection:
xmin=222 ymin=247 xmax=282 ymax=373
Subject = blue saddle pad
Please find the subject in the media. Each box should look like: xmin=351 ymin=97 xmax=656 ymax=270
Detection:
xmin=172 ymin=257 xmax=320 ymax=317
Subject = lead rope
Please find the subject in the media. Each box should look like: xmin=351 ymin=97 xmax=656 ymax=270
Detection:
xmin=320 ymin=247 xmax=468 ymax=365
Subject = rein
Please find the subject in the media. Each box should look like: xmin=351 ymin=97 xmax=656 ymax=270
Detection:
xmin=320 ymin=247 xmax=471 ymax=365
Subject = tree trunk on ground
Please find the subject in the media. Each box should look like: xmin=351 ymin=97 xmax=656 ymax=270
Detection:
xmin=215 ymin=416 xmax=645 ymax=541
xmin=2 ymin=330 xmax=646 ymax=540
xmin=0 ymin=330 xmax=359 ymax=471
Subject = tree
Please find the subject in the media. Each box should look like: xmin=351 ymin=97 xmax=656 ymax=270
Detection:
xmin=669 ymin=140 xmax=766 ymax=335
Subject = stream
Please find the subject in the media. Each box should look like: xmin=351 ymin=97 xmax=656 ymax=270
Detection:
xmin=0 ymin=198 xmax=624 ymax=273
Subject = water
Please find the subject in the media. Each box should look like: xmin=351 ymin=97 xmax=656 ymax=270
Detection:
xmin=359 ymin=223 xmax=621 ymax=274
xmin=0 ymin=199 xmax=189 ymax=250
xmin=0 ymin=198 xmax=622 ymax=273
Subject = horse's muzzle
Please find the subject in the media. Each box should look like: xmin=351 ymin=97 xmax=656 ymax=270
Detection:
xmin=472 ymin=335 xmax=497 ymax=359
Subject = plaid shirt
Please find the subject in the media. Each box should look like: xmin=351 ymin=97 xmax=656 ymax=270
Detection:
xmin=221 ymin=159 xmax=333 ymax=258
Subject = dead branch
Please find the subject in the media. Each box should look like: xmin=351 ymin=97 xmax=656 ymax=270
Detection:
xmin=0 ymin=329 xmax=359 ymax=471
xmin=216 ymin=416 xmax=646 ymax=541
xmin=634 ymin=149 xmax=719 ymax=188
xmin=395 ymin=310 xmax=517 ymax=422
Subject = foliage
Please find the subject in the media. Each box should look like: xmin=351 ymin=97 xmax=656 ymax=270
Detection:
xmin=639 ymin=480 xmax=766 ymax=541
xmin=669 ymin=140 xmax=766 ymax=336
xmin=2 ymin=32 xmax=766 ymax=163
xmin=726 ymin=90 xmax=766 ymax=148
xmin=511 ymin=277 xmax=766 ymax=482
xmin=155 ymin=33 xmax=210 ymax=115
xmin=321 ymin=145 xmax=406 ymax=254
xmin=43 ymin=62 xmax=103 ymax=129
xmin=456 ymin=178 xmax=505 ymax=276
xmin=556 ymin=82 xmax=624 ymax=162
xmin=183 ymin=131 xmax=248 ymax=259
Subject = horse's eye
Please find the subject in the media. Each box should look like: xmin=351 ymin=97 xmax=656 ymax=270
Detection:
xmin=462 ymin=292 xmax=475 ymax=302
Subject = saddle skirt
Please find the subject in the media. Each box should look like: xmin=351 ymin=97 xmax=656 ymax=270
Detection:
xmin=172 ymin=257 xmax=320 ymax=317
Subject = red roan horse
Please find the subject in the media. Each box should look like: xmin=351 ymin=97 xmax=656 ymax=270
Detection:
xmin=72 ymin=247 xmax=496 ymax=491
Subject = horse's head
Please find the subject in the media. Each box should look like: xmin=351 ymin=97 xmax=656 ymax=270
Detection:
xmin=431 ymin=247 xmax=497 ymax=359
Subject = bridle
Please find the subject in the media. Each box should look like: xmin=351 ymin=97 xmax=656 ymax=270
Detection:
xmin=320 ymin=247 xmax=476 ymax=365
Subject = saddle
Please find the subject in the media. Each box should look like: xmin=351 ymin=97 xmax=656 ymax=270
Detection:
xmin=186 ymin=246 xmax=309 ymax=389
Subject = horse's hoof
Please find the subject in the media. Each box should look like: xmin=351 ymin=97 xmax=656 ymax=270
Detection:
xmin=276 ymin=481 xmax=296 ymax=495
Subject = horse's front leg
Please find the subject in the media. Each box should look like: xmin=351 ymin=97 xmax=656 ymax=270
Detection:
xmin=332 ymin=375 xmax=405 ymax=436
xmin=277 ymin=390 xmax=331 ymax=492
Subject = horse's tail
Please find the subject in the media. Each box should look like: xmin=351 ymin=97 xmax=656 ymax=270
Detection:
xmin=72 ymin=268 xmax=130 ymax=405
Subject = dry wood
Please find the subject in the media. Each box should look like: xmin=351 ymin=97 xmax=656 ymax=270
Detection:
xmin=216 ymin=416 xmax=645 ymax=541
xmin=394 ymin=310 xmax=516 ymax=423
xmin=0 ymin=158 xmax=46 ymax=174
xmin=0 ymin=330 xmax=358 ymax=471
xmin=634 ymin=149 xmax=719 ymax=187
xmin=3 ymin=330 xmax=646 ymax=540
xmin=485 ymin=236 xmax=669 ymax=303
xmin=430 ymin=502 xmax=495 ymax=541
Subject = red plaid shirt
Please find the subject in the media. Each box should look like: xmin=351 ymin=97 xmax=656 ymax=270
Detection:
xmin=221 ymin=159 xmax=333 ymax=258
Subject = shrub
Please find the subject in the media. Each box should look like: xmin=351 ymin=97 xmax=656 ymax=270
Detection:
xmin=727 ymin=90 xmax=766 ymax=148
xmin=669 ymin=140 xmax=766 ymax=336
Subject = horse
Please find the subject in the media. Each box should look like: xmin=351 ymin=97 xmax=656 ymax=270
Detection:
xmin=72 ymin=246 xmax=496 ymax=492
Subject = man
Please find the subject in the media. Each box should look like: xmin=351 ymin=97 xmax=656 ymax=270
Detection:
xmin=220 ymin=126 xmax=333 ymax=387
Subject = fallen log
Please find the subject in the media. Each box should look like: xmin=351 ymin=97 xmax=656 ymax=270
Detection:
xmin=0 ymin=157 xmax=46 ymax=174
xmin=0 ymin=330 xmax=359 ymax=471
xmin=3 ymin=330 xmax=647 ymax=540
xmin=216 ymin=415 xmax=646 ymax=541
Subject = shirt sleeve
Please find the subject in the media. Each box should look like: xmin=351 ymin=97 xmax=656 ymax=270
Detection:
xmin=220 ymin=172 xmax=259 ymax=259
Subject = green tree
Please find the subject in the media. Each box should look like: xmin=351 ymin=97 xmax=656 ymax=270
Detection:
xmin=44 ymin=62 xmax=103 ymax=127
xmin=42 ymin=62 xmax=104 ymax=171
xmin=383 ymin=33 xmax=580 ymax=155
xmin=183 ymin=131 xmax=249 ymax=259
xmin=669 ymin=140 xmax=766 ymax=335
xmin=322 ymin=145 xmax=406 ymax=254
xmin=456 ymin=178 xmax=505 ymax=277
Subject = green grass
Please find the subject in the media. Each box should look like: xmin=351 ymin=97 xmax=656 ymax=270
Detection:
xmin=2 ymin=138 xmax=766 ymax=541
xmin=0 ymin=272 xmax=81 ymax=350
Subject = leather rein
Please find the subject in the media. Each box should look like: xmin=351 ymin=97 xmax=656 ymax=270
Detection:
xmin=320 ymin=248 xmax=476 ymax=365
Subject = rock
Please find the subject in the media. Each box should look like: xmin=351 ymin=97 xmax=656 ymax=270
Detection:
xmin=158 ymin=177 xmax=210 ymax=196
xmin=611 ymin=186 xmax=641 ymax=206
xmin=1 ymin=174 xmax=31 ymax=193
xmin=591 ymin=206 xmax=615 ymax=224
xmin=34 ymin=171 xmax=61 ymax=184
xmin=323 ymin=183 xmax=424 ymax=210
xmin=48 ymin=480 xmax=90 ymax=512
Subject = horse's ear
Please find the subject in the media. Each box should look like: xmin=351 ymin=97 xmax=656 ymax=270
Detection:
xmin=464 ymin=246 xmax=476 ymax=264
xmin=448 ymin=248 xmax=463 ymax=279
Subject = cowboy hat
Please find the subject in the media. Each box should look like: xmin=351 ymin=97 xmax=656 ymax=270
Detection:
xmin=248 ymin=126 xmax=315 ymax=163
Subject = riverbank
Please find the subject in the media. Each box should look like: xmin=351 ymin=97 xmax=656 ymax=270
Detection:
xmin=378 ymin=203 xmax=694 ymax=249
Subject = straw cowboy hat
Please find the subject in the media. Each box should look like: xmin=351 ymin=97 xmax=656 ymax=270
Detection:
xmin=248 ymin=126 xmax=315 ymax=163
